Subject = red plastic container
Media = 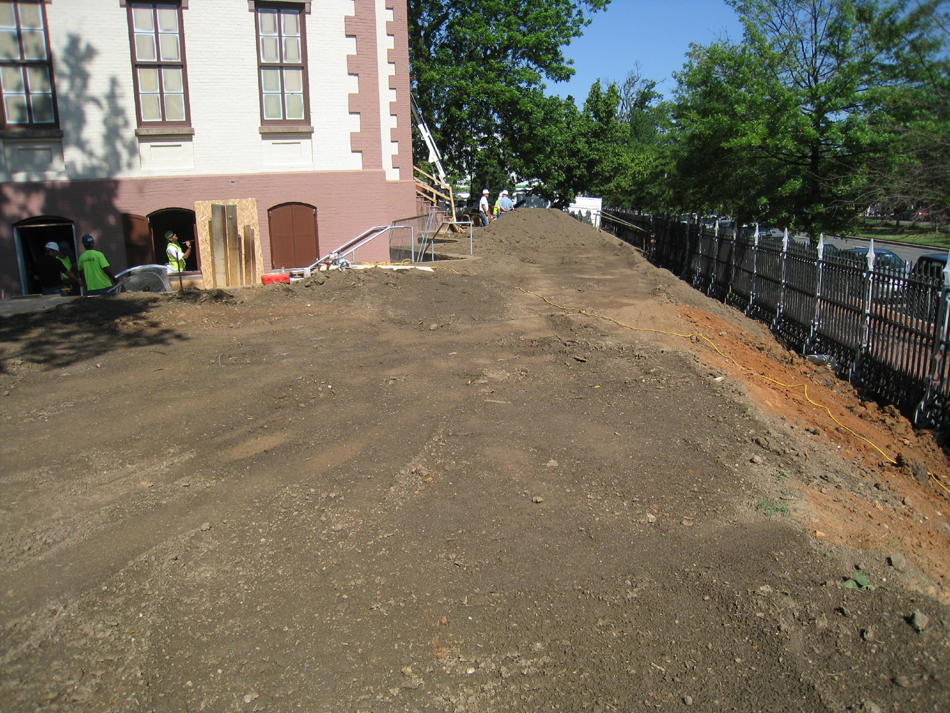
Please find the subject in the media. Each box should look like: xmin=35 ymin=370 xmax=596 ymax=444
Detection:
xmin=262 ymin=273 xmax=290 ymax=285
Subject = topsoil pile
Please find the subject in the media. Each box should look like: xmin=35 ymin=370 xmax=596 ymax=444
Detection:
xmin=1 ymin=208 xmax=948 ymax=712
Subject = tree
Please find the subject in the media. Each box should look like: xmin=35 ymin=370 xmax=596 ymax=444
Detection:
xmin=857 ymin=1 xmax=950 ymax=218
xmin=408 ymin=0 xmax=609 ymax=190
xmin=671 ymin=40 xmax=785 ymax=224
xmin=504 ymin=81 xmax=628 ymax=208
xmin=611 ymin=68 xmax=676 ymax=211
xmin=671 ymin=0 xmax=904 ymax=239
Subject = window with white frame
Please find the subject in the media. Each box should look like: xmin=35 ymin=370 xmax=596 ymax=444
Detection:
xmin=0 ymin=1 xmax=56 ymax=128
xmin=255 ymin=4 xmax=309 ymax=124
xmin=128 ymin=2 xmax=190 ymax=125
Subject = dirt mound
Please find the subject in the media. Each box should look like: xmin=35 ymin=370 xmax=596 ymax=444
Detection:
xmin=1 ymin=208 xmax=949 ymax=712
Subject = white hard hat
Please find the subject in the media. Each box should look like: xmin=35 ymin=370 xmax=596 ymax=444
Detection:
xmin=45 ymin=241 xmax=59 ymax=251
xmin=482 ymin=189 xmax=489 ymax=194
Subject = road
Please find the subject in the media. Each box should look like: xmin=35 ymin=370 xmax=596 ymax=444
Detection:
xmin=822 ymin=235 xmax=947 ymax=268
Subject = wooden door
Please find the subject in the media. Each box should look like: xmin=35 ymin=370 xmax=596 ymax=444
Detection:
xmin=268 ymin=203 xmax=319 ymax=269
xmin=123 ymin=214 xmax=153 ymax=266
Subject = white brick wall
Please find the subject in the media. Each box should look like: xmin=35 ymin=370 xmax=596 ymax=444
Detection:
xmin=47 ymin=0 xmax=138 ymax=180
xmin=376 ymin=1 xmax=398 ymax=180
xmin=21 ymin=0 xmax=372 ymax=182
xmin=310 ymin=0 xmax=362 ymax=171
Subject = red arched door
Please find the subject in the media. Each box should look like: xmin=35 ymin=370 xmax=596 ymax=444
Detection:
xmin=268 ymin=203 xmax=319 ymax=269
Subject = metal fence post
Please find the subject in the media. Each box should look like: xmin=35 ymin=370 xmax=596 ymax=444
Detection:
xmin=707 ymin=218 xmax=720 ymax=297
xmin=804 ymin=234 xmax=826 ymax=355
xmin=746 ymin=228 xmax=760 ymax=317
xmin=915 ymin=259 xmax=950 ymax=426
xmin=849 ymin=240 xmax=876 ymax=383
xmin=770 ymin=228 xmax=791 ymax=331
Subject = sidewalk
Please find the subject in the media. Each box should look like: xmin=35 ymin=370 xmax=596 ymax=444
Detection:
xmin=0 ymin=295 xmax=79 ymax=317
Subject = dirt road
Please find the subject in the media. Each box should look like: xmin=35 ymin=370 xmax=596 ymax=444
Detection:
xmin=1 ymin=209 xmax=948 ymax=712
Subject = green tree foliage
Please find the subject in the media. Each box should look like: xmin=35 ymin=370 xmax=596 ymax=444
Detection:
xmin=858 ymin=1 xmax=950 ymax=216
xmin=408 ymin=0 xmax=609 ymax=192
xmin=672 ymin=0 xmax=908 ymax=239
xmin=671 ymin=41 xmax=786 ymax=225
xmin=505 ymin=81 xmax=628 ymax=207
xmin=612 ymin=69 xmax=676 ymax=211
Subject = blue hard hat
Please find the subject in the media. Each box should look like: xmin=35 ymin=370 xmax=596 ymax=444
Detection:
xmin=81 ymin=234 xmax=94 ymax=247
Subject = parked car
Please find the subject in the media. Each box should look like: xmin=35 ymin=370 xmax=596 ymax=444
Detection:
xmin=906 ymin=253 xmax=949 ymax=323
xmin=838 ymin=247 xmax=909 ymax=303
xmin=912 ymin=253 xmax=949 ymax=279
xmin=839 ymin=247 xmax=907 ymax=272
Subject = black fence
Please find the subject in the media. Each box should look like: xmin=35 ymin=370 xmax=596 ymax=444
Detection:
xmin=603 ymin=210 xmax=950 ymax=431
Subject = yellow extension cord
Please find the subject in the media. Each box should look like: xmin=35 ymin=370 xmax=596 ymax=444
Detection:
xmin=517 ymin=286 xmax=950 ymax=496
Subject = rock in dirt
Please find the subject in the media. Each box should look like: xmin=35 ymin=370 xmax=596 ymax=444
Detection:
xmin=889 ymin=552 xmax=907 ymax=572
xmin=911 ymin=610 xmax=930 ymax=632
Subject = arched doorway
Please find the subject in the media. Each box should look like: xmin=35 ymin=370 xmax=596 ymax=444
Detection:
xmin=122 ymin=208 xmax=199 ymax=272
xmin=12 ymin=216 xmax=76 ymax=296
xmin=268 ymin=202 xmax=319 ymax=269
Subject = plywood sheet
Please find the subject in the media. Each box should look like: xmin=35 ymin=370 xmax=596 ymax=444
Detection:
xmin=194 ymin=199 xmax=262 ymax=287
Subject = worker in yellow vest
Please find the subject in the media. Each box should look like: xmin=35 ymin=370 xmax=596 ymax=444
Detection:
xmin=165 ymin=230 xmax=192 ymax=273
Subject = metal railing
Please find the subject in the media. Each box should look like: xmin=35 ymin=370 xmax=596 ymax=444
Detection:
xmin=390 ymin=209 xmax=474 ymax=261
xmin=602 ymin=210 xmax=950 ymax=430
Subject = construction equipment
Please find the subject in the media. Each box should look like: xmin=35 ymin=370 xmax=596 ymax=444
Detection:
xmin=411 ymin=94 xmax=446 ymax=183
xmin=411 ymin=95 xmax=456 ymax=222
xmin=107 ymin=265 xmax=174 ymax=294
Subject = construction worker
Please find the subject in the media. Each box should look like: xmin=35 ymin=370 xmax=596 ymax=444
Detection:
xmin=34 ymin=241 xmax=80 ymax=295
xmin=478 ymin=188 xmax=492 ymax=226
xmin=77 ymin=234 xmax=116 ymax=296
xmin=497 ymin=189 xmax=514 ymax=215
xmin=55 ymin=241 xmax=77 ymax=294
xmin=165 ymin=230 xmax=192 ymax=273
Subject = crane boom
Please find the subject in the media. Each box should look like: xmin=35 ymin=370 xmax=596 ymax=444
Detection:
xmin=411 ymin=94 xmax=447 ymax=184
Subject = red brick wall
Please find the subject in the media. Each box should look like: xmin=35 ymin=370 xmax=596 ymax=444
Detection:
xmin=0 ymin=169 xmax=416 ymax=295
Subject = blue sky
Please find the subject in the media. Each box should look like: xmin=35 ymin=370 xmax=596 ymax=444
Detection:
xmin=547 ymin=0 xmax=745 ymax=103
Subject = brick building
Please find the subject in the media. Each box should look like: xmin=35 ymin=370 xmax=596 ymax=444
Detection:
xmin=0 ymin=0 xmax=416 ymax=295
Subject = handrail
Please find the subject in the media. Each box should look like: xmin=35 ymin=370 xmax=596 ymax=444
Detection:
xmin=415 ymin=181 xmax=454 ymax=206
xmin=413 ymin=165 xmax=441 ymax=184
xmin=270 ymin=225 xmax=412 ymax=278
xmin=413 ymin=166 xmax=456 ymax=222
xmin=312 ymin=225 xmax=405 ymax=268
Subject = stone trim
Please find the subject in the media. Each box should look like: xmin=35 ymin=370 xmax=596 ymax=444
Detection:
xmin=120 ymin=1 xmax=189 ymax=7
xmin=0 ymin=128 xmax=64 ymax=140
xmin=259 ymin=125 xmax=314 ymax=136
xmin=135 ymin=126 xmax=196 ymax=138
xmin=247 ymin=1 xmax=310 ymax=13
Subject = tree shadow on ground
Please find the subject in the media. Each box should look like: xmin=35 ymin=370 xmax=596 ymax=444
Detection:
xmin=0 ymin=296 xmax=187 ymax=372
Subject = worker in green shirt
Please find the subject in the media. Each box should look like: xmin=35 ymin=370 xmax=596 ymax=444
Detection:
xmin=77 ymin=234 xmax=116 ymax=296
xmin=55 ymin=241 xmax=76 ymax=294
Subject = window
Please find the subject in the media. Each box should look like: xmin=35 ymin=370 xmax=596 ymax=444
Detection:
xmin=0 ymin=1 xmax=56 ymax=128
xmin=128 ymin=3 xmax=190 ymax=126
xmin=255 ymin=4 xmax=308 ymax=124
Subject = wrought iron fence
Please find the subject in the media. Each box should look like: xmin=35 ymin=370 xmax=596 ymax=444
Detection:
xmin=602 ymin=210 xmax=950 ymax=431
